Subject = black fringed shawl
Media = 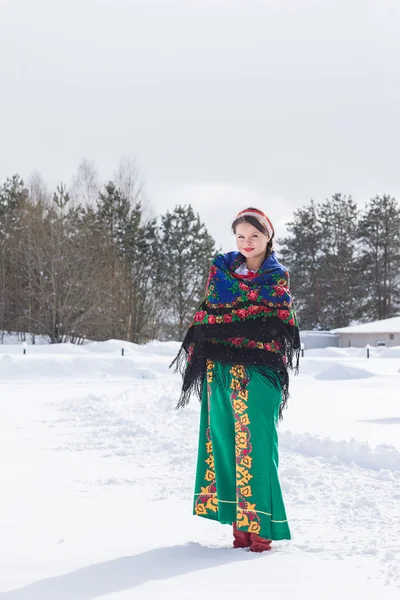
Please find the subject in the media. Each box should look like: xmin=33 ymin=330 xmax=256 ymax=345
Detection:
xmin=170 ymin=250 xmax=301 ymax=420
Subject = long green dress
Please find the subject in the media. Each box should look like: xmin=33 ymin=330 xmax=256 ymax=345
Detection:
xmin=193 ymin=359 xmax=291 ymax=541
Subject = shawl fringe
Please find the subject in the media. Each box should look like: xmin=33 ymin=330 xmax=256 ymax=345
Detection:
xmin=170 ymin=341 xmax=300 ymax=422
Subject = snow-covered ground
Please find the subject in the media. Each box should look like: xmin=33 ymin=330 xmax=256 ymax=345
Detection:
xmin=0 ymin=339 xmax=399 ymax=599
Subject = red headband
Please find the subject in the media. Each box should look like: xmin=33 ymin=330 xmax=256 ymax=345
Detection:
xmin=236 ymin=209 xmax=274 ymax=238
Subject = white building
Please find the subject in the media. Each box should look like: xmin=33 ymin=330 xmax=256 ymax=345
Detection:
xmin=300 ymin=330 xmax=339 ymax=350
xmin=331 ymin=316 xmax=400 ymax=348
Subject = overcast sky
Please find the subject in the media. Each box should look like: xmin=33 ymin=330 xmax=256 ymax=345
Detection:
xmin=1 ymin=0 xmax=400 ymax=250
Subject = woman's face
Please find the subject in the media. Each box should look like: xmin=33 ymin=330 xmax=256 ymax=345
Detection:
xmin=235 ymin=222 xmax=269 ymax=259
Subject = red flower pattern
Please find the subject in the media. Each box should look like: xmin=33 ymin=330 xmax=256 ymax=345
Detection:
xmin=277 ymin=309 xmax=290 ymax=320
xmin=193 ymin=305 xmax=295 ymax=326
xmin=247 ymin=290 xmax=258 ymax=301
xmin=211 ymin=337 xmax=283 ymax=354
xmin=236 ymin=309 xmax=247 ymax=319
xmin=247 ymin=305 xmax=262 ymax=315
xmin=273 ymin=286 xmax=286 ymax=297
xmin=194 ymin=311 xmax=206 ymax=322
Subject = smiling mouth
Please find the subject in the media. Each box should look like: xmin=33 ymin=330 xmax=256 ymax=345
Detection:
xmin=244 ymin=248 xmax=254 ymax=251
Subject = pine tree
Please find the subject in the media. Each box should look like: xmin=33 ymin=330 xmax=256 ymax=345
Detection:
xmin=358 ymin=195 xmax=400 ymax=320
xmin=96 ymin=182 xmax=132 ymax=255
xmin=280 ymin=200 xmax=323 ymax=329
xmin=123 ymin=203 xmax=162 ymax=343
xmin=95 ymin=182 xmax=132 ymax=338
xmin=0 ymin=175 xmax=28 ymax=340
xmin=95 ymin=182 xmax=162 ymax=342
xmin=12 ymin=193 xmax=46 ymax=342
xmin=318 ymin=194 xmax=361 ymax=328
xmin=158 ymin=205 xmax=217 ymax=340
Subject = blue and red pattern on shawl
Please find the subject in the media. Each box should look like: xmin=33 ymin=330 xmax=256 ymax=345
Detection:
xmin=171 ymin=251 xmax=300 ymax=420
xmin=203 ymin=250 xmax=293 ymax=314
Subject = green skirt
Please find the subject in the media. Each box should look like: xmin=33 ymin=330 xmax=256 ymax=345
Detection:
xmin=193 ymin=360 xmax=291 ymax=541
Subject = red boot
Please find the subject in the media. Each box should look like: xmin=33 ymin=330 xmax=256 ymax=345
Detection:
xmin=232 ymin=522 xmax=251 ymax=549
xmin=250 ymin=533 xmax=272 ymax=553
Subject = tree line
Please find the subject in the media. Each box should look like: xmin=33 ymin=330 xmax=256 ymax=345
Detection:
xmin=279 ymin=193 xmax=400 ymax=330
xmin=0 ymin=163 xmax=216 ymax=344
xmin=1 ymin=163 xmax=399 ymax=342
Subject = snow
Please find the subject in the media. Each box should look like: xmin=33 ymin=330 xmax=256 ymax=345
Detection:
xmin=0 ymin=340 xmax=399 ymax=598
xmin=331 ymin=315 xmax=400 ymax=334
xmin=314 ymin=363 xmax=375 ymax=380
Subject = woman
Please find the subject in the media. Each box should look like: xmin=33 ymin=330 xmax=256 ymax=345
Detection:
xmin=171 ymin=207 xmax=300 ymax=552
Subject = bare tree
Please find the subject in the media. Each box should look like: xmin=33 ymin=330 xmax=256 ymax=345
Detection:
xmin=70 ymin=159 xmax=100 ymax=207
xmin=114 ymin=155 xmax=155 ymax=222
xmin=27 ymin=171 xmax=50 ymax=204
xmin=14 ymin=188 xmax=121 ymax=343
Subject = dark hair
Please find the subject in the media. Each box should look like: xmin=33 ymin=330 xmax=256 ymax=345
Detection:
xmin=231 ymin=207 xmax=274 ymax=258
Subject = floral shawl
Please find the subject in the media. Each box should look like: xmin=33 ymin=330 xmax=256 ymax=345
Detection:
xmin=170 ymin=250 xmax=300 ymax=420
